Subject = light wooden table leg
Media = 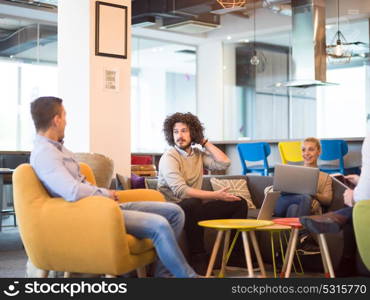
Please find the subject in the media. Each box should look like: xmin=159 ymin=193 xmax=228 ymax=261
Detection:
xmin=241 ymin=231 xmax=254 ymax=278
xmin=249 ymin=231 xmax=266 ymax=277
xmin=219 ymin=230 xmax=231 ymax=278
xmin=318 ymin=233 xmax=335 ymax=278
xmin=285 ymin=228 xmax=299 ymax=278
xmin=280 ymin=228 xmax=299 ymax=278
xmin=280 ymin=229 xmax=293 ymax=277
xmin=38 ymin=270 xmax=49 ymax=278
xmin=206 ymin=230 xmax=224 ymax=277
xmin=317 ymin=233 xmax=329 ymax=277
xmin=136 ymin=266 xmax=147 ymax=278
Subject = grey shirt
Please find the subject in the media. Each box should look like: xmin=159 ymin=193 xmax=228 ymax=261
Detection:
xmin=157 ymin=146 xmax=230 ymax=202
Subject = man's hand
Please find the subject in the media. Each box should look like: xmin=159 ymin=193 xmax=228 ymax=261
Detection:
xmin=213 ymin=187 xmax=241 ymax=202
xmin=109 ymin=190 xmax=119 ymax=202
xmin=345 ymin=174 xmax=360 ymax=186
xmin=343 ymin=188 xmax=354 ymax=207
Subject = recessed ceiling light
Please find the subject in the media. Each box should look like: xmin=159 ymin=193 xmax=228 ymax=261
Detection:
xmin=226 ymin=36 xmax=232 ymax=40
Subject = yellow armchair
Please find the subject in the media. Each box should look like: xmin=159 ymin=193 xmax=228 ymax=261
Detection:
xmin=13 ymin=163 xmax=164 ymax=277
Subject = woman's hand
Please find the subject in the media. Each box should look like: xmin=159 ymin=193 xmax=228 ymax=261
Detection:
xmin=344 ymin=174 xmax=360 ymax=186
xmin=343 ymin=189 xmax=354 ymax=207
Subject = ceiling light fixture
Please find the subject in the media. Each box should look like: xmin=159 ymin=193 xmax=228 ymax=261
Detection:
xmin=249 ymin=0 xmax=266 ymax=71
xmin=326 ymin=0 xmax=352 ymax=64
xmin=216 ymin=0 xmax=246 ymax=9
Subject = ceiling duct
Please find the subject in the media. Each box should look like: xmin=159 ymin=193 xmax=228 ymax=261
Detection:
xmin=0 ymin=24 xmax=56 ymax=57
xmin=275 ymin=0 xmax=336 ymax=88
xmin=161 ymin=19 xmax=220 ymax=34
xmin=2 ymin=0 xmax=57 ymax=10
xmin=263 ymin=0 xmax=292 ymax=16
xmin=132 ymin=0 xmax=221 ymax=32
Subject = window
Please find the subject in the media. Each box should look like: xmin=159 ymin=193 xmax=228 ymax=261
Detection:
xmin=131 ymin=37 xmax=197 ymax=153
xmin=317 ymin=66 xmax=367 ymax=138
xmin=0 ymin=20 xmax=57 ymax=150
xmin=223 ymin=42 xmax=292 ymax=140
xmin=222 ymin=17 xmax=369 ymax=141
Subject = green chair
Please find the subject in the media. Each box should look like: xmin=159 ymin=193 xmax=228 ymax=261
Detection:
xmin=353 ymin=200 xmax=370 ymax=271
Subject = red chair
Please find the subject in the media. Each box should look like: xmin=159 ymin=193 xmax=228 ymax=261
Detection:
xmin=131 ymin=155 xmax=152 ymax=165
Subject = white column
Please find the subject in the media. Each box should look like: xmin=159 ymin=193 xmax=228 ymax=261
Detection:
xmin=197 ymin=41 xmax=224 ymax=140
xmin=58 ymin=0 xmax=131 ymax=176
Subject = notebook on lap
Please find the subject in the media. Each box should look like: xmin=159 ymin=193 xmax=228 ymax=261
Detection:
xmin=273 ymin=164 xmax=319 ymax=196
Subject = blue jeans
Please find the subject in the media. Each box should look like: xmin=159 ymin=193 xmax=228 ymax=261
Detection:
xmin=336 ymin=206 xmax=353 ymax=223
xmin=274 ymin=193 xmax=312 ymax=217
xmin=120 ymin=201 xmax=196 ymax=278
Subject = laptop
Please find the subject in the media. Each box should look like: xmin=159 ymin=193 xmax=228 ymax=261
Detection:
xmin=273 ymin=164 xmax=320 ymax=196
xmin=257 ymin=191 xmax=281 ymax=220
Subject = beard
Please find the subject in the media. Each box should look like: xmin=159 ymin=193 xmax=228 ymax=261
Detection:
xmin=176 ymin=139 xmax=191 ymax=150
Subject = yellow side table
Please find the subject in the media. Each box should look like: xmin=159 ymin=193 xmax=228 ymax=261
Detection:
xmin=198 ymin=219 xmax=273 ymax=278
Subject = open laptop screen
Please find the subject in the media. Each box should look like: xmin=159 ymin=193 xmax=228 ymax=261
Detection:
xmin=273 ymin=164 xmax=320 ymax=195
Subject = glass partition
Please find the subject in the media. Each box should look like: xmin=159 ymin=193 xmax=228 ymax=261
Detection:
xmin=131 ymin=37 xmax=197 ymax=152
xmin=0 ymin=18 xmax=57 ymax=150
xmin=222 ymin=16 xmax=369 ymax=141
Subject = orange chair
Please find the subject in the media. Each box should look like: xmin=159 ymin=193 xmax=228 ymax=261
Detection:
xmin=13 ymin=163 xmax=165 ymax=278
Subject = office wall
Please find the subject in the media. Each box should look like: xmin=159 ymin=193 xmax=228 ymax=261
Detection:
xmin=59 ymin=0 xmax=131 ymax=176
xmin=197 ymin=41 xmax=224 ymax=140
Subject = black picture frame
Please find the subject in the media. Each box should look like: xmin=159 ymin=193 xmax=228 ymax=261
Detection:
xmin=95 ymin=1 xmax=128 ymax=59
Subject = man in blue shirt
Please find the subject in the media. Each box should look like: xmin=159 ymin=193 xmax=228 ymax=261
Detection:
xmin=29 ymin=96 xmax=197 ymax=278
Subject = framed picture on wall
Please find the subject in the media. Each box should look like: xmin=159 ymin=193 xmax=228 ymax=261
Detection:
xmin=95 ymin=1 xmax=128 ymax=59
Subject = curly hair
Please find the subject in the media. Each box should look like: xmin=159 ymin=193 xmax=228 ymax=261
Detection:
xmin=163 ymin=112 xmax=205 ymax=146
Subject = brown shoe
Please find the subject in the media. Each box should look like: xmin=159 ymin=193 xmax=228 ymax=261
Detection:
xmin=300 ymin=212 xmax=349 ymax=234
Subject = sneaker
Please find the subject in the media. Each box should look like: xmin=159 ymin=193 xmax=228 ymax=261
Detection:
xmin=296 ymin=234 xmax=320 ymax=255
xmin=299 ymin=212 xmax=348 ymax=234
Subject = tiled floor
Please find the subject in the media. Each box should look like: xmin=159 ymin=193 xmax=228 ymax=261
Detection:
xmin=0 ymin=216 xmax=27 ymax=278
xmin=212 ymin=265 xmax=324 ymax=278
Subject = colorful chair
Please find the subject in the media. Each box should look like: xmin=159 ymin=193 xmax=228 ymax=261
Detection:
xmin=13 ymin=163 xmax=164 ymax=278
xmin=237 ymin=142 xmax=274 ymax=176
xmin=353 ymin=200 xmax=370 ymax=271
xmin=131 ymin=155 xmax=157 ymax=176
xmin=131 ymin=155 xmax=153 ymax=165
xmin=319 ymin=140 xmax=348 ymax=174
xmin=278 ymin=141 xmax=303 ymax=165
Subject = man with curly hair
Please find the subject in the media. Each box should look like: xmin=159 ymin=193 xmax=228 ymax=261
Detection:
xmin=157 ymin=112 xmax=248 ymax=274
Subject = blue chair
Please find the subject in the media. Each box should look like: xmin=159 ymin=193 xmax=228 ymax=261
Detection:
xmin=237 ymin=142 xmax=274 ymax=176
xmin=319 ymin=140 xmax=348 ymax=174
